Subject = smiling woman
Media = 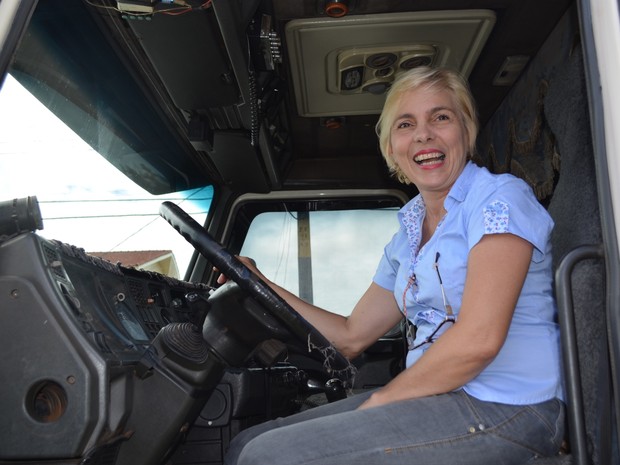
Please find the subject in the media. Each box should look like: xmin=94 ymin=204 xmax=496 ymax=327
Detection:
xmin=223 ymin=66 xmax=564 ymax=465
xmin=0 ymin=74 xmax=211 ymax=277
xmin=0 ymin=0 xmax=615 ymax=464
xmin=376 ymin=67 xmax=479 ymax=187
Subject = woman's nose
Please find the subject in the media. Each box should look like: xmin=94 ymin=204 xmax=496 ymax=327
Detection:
xmin=414 ymin=123 xmax=433 ymax=142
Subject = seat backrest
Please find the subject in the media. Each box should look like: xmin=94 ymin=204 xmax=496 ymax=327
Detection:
xmin=545 ymin=45 xmax=610 ymax=465
xmin=477 ymin=7 xmax=614 ymax=463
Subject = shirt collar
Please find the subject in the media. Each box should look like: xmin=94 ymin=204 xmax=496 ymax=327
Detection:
xmin=444 ymin=161 xmax=477 ymax=210
xmin=396 ymin=162 xmax=477 ymax=274
xmin=398 ymin=161 xmax=477 ymax=219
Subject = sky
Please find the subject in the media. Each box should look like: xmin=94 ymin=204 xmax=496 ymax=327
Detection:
xmin=0 ymin=74 xmax=208 ymax=275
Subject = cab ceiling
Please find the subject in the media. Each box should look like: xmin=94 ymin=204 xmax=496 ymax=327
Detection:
xmin=272 ymin=0 xmax=574 ymax=190
xmin=101 ymin=0 xmax=574 ymax=194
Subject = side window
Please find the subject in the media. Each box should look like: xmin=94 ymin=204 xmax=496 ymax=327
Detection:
xmin=240 ymin=208 xmax=400 ymax=316
xmin=0 ymin=74 xmax=210 ymax=280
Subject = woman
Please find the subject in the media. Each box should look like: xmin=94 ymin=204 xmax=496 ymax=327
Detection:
xmin=222 ymin=67 xmax=565 ymax=465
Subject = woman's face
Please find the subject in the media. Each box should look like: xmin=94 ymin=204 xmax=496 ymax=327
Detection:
xmin=388 ymin=86 xmax=469 ymax=197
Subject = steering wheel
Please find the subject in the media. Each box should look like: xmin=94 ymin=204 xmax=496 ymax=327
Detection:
xmin=159 ymin=201 xmax=354 ymax=382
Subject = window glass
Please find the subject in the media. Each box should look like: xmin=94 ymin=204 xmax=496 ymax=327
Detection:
xmin=240 ymin=209 xmax=400 ymax=316
xmin=0 ymin=74 xmax=210 ymax=278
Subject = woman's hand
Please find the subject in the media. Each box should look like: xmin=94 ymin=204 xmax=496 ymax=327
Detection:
xmin=214 ymin=257 xmax=404 ymax=363
xmin=214 ymin=256 xmax=260 ymax=284
xmin=357 ymin=390 xmax=390 ymax=410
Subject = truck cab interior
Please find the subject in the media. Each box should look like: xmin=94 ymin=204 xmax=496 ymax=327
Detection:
xmin=0 ymin=0 xmax=618 ymax=464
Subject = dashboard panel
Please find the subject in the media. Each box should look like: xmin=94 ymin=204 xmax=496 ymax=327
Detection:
xmin=0 ymin=232 xmax=216 ymax=460
xmin=48 ymin=238 xmax=212 ymax=360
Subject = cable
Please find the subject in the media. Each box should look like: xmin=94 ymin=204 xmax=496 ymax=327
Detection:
xmin=38 ymin=197 xmax=213 ymax=204
xmin=83 ymin=0 xmax=212 ymax=17
xmin=249 ymin=70 xmax=260 ymax=147
xmin=105 ymin=185 xmax=210 ymax=250
xmin=43 ymin=211 xmax=209 ymax=221
xmin=110 ymin=215 xmax=160 ymax=250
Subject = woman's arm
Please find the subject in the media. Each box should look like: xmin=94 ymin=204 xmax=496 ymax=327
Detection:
xmin=359 ymin=232 xmax=533 ymax=409
xmin=218 ymin=258 xmax=404 ymax=360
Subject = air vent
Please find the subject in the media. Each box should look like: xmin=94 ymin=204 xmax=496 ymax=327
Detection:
xmin=42 ymin=243 xmax=67 ymax=280
xmin=335 ymin=45 xmax=437 ymax=95
xmin=285 ymin=10 xmax=496 ymax=117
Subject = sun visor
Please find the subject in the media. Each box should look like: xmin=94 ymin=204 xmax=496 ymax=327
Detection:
xmin=285 ymin=10 xmax=496 ymax=117
xmin=128 ymin=9 xmax=240 ymax=111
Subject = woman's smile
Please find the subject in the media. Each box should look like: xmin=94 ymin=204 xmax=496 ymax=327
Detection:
xmin=413 ymin=149 xmax=447 ymax=167
xmin=389 ymin=86 xmax=469 ymax=195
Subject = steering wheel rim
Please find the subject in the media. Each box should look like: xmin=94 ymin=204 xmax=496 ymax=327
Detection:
xmin=159 ymin=201 xmax=354 ymax=381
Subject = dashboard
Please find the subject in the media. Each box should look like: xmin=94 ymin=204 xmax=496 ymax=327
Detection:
xmin=0 ymin=198 xmax=310 ymax=464
xmin=0 ymin=231 xmax=217 ymax=461
xmin=48 ymin=237 xmax=212 ymax=358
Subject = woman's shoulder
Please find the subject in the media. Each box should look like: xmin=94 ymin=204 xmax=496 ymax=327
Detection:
xmin=462 ymin=163 xmax=553 ymax=229
xmin=468 ymin=163 xmax=540 ymax=205
xmin=462 ymin=164 xmax=554 ymax=256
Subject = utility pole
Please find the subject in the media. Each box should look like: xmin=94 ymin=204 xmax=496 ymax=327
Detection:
xmin=297 ymin=210 xmax=313 ymax=303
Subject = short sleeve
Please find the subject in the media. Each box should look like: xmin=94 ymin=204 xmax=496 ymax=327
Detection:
xmin=372 ymin=228 xmax=405 ymax=291
xmin=466 ymin=177 xmax=554 ymax=263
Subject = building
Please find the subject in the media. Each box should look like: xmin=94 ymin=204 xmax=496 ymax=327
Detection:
xmin=89 ymin=250 xmax=179 ymax=279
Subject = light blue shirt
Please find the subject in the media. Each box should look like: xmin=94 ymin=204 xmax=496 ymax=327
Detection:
xmin=373 ymin=162 xmax=563 ymax=404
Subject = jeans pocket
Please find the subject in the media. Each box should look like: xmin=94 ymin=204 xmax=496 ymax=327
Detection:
xmin=524 ymin=399 xmax=566 ymax=453
xmin=463 ymin=393 xmax=565 ymax=458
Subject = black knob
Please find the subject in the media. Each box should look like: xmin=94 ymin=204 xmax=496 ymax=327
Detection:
xmin=324 ymin=378 xmax=347 ymax=402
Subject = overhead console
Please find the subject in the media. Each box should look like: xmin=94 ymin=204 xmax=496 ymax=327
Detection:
xmin=285 ymin=10 xmax=496 ymax=117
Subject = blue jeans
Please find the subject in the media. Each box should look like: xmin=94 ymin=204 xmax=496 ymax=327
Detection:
xmin=224 ymin=389 xmax=565 ymax=465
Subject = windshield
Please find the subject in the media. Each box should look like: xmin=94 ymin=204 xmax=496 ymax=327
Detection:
xmin=0 ymin=73 xmax=210 ymax=278
xmin=241 ymin=209 xmax=400 ymax=316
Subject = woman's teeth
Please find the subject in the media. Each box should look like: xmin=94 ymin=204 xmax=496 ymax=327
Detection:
xmin=414 ymin=152 xmax=446 ymax=165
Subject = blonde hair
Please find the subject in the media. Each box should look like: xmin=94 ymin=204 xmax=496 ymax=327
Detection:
xmin=375 ymin=67 xmax=479 ymax=184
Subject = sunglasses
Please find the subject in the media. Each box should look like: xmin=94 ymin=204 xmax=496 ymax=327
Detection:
xmin=403 ymin=252 xmax=455 ymax=351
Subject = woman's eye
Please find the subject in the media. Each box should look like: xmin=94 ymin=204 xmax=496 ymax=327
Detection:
xmin=435 ymin=113 xmax=450 ymax=121
xmin=396 ymin=121 xmax=412 ymax=129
